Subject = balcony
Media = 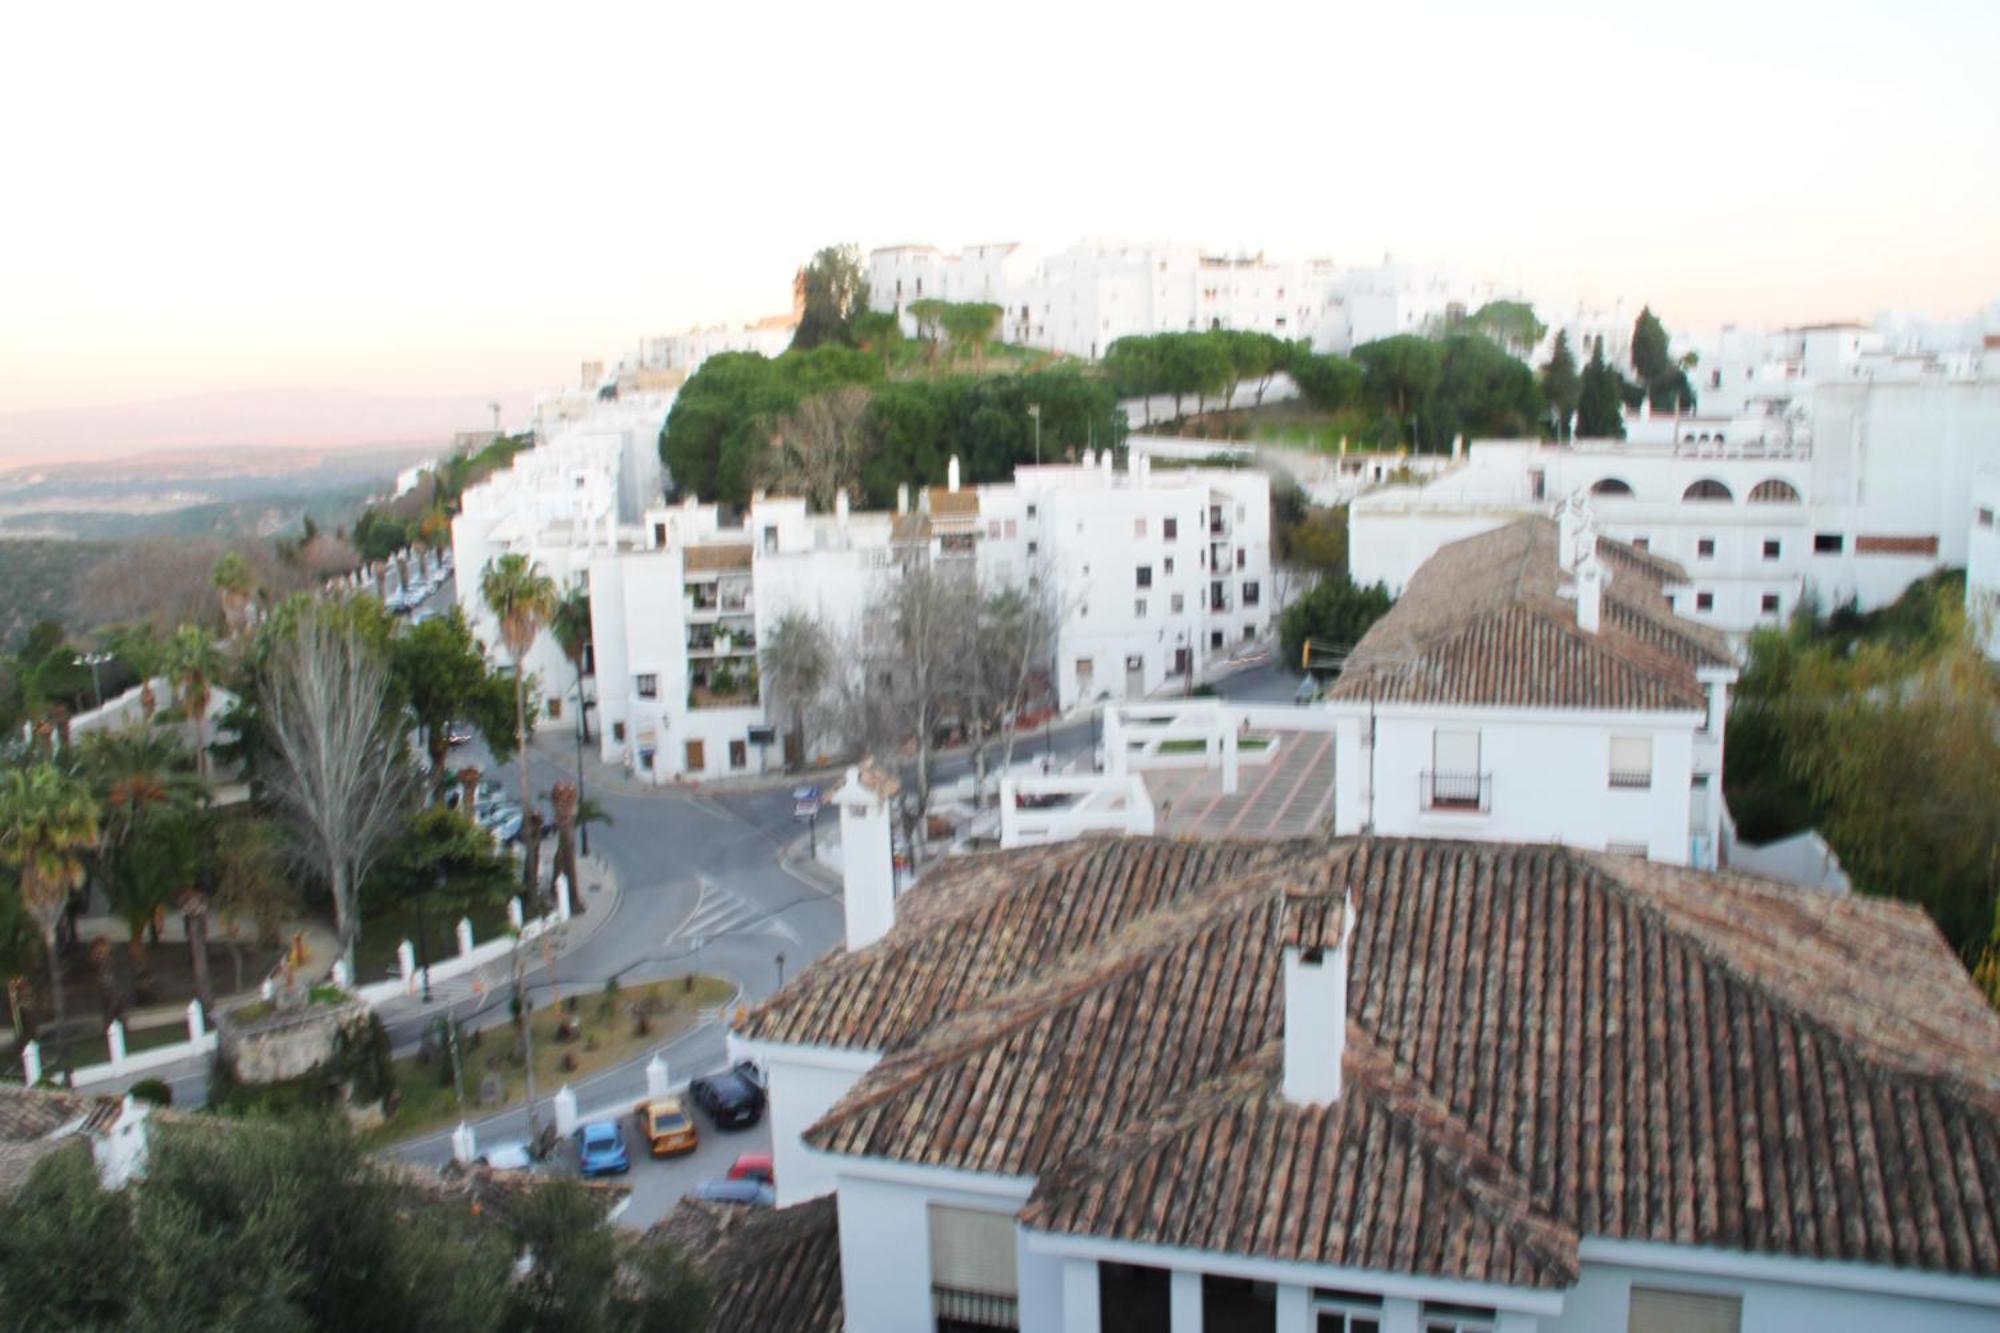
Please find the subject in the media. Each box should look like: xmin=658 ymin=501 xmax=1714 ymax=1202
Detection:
xmin=932 ymin=1286 xmax=1018 ymax=1331
xmin=1608 ymin=769 xmax=1653 ymax=790
xmin=1421 ymin=770 xmax=1491 ymax=813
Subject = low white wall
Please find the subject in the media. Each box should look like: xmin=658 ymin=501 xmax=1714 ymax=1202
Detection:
xmin=999 ymin=775 xmax=1154 ymax=848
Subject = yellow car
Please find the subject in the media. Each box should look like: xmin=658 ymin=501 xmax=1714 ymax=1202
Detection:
xmin=636 ymin=1096 xmax=699 ymax=1157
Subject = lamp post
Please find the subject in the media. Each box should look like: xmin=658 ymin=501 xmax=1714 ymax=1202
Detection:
xmin=74 ymin=652 xmax=110 ymax=710
xmin=572 ymin=711 xmax=590 ymax=857
xmin=775 ymin=952 xmax=787 ymax=989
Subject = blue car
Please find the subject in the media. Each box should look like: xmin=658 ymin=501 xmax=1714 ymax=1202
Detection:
xmin=575 ymin=1120 xmax=629 ymax=1177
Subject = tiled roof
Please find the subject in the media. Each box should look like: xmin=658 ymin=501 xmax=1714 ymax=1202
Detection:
xmin=658 ymin=1195 xmax=841 ymax=1333
xmin=1326 ymin=518 xmax=1733 ymax=711
xmin=926 ymin=487 xmax=980 ymax=520
xmin=734 ymin=838 xmax=1282 ymax=1053
xmin=683 ymin=543 xmax=755 ymax=573
xmin=889 ymin=514 xmax=932 ymax=545
xmin=787 ymin=837 xmax=2000 ymax=1284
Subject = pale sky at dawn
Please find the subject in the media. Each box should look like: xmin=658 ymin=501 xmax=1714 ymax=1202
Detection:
xmin=2 ymin=0 xmax=1996 ymax=433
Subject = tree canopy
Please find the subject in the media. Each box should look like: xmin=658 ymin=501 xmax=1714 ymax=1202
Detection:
xmin=1279 ymin=576 xmax=1394 ymax=676
xmin=790 ymin=244 xmax=869 ymax=351
xmin=1575 ymin=338 xmax=1629 ymax=438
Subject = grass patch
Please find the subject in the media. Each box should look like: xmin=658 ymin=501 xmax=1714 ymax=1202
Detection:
xmin=10 ymin=1017 xmax=194 ymax=1075
xmin=362 ymin=974 xmax=735 ymax=1148
xmin=1156 ymin=734 xmax=1271 ymax=755
xmin=349 ymin=895 xmax=515 ymax=990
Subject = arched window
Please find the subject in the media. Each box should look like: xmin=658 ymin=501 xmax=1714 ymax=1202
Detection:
xmin=1683 ymin=479 xmax=1733 ymax=502
xmin=1748 ymin=478 xmax=1801 ymax=504
xmin=1590 ymin=477 xmax=1635 ymax=497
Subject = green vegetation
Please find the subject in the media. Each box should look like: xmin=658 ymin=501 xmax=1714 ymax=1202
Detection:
xmin=1726 ymin=573 xmax=2000 ymax=994
xmin=0 ymin=1115 xmax=710 ymax=1331
xmin=1280 ymin=577 xmax=1395 ymax=676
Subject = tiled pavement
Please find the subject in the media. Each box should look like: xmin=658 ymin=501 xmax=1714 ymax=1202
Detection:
xmin=1140 ymin=729 xmax=1335 ymax=840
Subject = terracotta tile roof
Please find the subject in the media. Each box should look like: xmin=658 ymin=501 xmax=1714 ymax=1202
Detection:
xmin=734 ymin=838 xmax=1283 ymax=1052
xmin=889 ymin=514 xmax=932 ymax=545
xmin=785 ymin=837 xmax=2000 ymax=1283
xmin=683 ymin=543 xmax=755 ymax=573
xmin=1326 ymin=518 xmax=1733 ymax=711
xmin=926 ymin=487 xmax=980 ymax=521
xmin=658 ymin=1195 xmax=841 ymax=1333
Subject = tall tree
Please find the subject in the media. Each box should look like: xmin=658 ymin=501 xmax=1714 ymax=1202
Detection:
xmin=211 ymin=551 xmax=258 ymax=636
xmin=790 ymin=243 xmax=869 ymax=351
xmin=1630 ymin=306 xmax=1696 ymax=412
xmin=939 ymin=302 xmax=1005 ymax=369
xmin=105 ymin=623 xmax=168 ymax=720
xmin=1352 ymin=336 xmax=1444 ymax=448
xmin=392 ymin=608 xmax=517 ymax=778
xmin=849 ymin=309 xmax=904 ymax=371
xmin=1279 ymin=576 xmax=1395 ymax=677
xmin=165 ymin=624 xmax=223 ymax=783
xmin=259 ymin=608 xmax=416 ymax=980
xmin=760 ymin=611 xmax=832 ymax=771
xmin=0 ymin=763 xmax=99 ymax=1070
xmin=1540 ymin=331 xmax=1582 ymax=440
xmin=81 ymin=724 xmax=201 ymax=1003
xmin=479 ymin=554 xmax=558 ymax=892
xmin=1575 ymin=338 xmax=1628 ymax=439
xmin=756 ymin=387 xmax=870 ymax=512
xmin=207 ymin=814 xmax=296 ymax=995
xmin=549 ymin=586 xmax=594 ymax=745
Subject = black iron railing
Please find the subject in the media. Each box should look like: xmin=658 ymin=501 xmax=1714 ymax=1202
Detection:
xmin=932 ymin=1285 xmax=1019 ymax=1331
xmin=1421 ymin=770 xmax=1491 ymax=812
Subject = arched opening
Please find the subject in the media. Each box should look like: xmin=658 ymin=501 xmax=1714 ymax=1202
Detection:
xmin=1683 ymin=479 xmax=1733 ymax=502
xmin=1748 ymin=478 xmax=1801 ymax=504
xmin=1590 ymin=478 xmax=1635 ymax=497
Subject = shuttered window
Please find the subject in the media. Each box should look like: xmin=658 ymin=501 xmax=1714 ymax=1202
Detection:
xmin=1433 ymin=730 xmax=1480 ymax=773
xmin=1609 ymin=736 xmax=1653 ymax=789
xmin=1628 ymin=1287 xmax=1741 ymax=1333
xmin=928 ymin=1205 xmax=1018 ymax=1296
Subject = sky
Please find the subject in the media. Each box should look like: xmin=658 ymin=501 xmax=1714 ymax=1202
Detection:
xmin=2 ymin=0 xmax=1996 ymax=438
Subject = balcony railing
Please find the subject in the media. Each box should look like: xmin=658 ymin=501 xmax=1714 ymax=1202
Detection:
xmin=1421 ymin=770 xmax=1491 ymax=813
xmin=1608 ymin=769 xmax=1653 ymax=790
xmin=932 ymin=1286 xmax=1018 ymax=1331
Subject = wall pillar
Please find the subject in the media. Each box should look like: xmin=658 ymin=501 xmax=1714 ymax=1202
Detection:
xmin=1169 ymin=1270 xmax=1202 ymax=1333
xmin=1061 ymin=1258 xmax=1101 ymax=1333
xmin=456 ymin=917 xmax=475 ymax=956
xmin=553 ymin=1085 xmax=578 ymax=1136
xmin=1276 ymin=1284 xmax=1310 ymax=1330
xmin=646 ymin=1055 xmax=670 ymax=1099
xmin=21 ymin=1040 xmax=41 ymax=1085
xmin=106 ymin=1020 xmax=127 ymax=1069
xmin=185 ymin=999 xmax=206 ymax=1043
xmin=396 ymin=940 xmax=415 ymax=985
xmin=451 ymin=1122 xmax=477 ymax=1164
xmin=1383 ymin=1296 xmax=1421 ymax=1333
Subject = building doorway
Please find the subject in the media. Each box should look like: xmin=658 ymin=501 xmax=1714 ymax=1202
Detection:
xmin=684 ymin=740 xmax=705 ymax=773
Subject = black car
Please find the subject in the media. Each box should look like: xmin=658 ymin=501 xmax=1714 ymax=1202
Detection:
xmin=688 ymin=1061 xmax=767 ymax=1129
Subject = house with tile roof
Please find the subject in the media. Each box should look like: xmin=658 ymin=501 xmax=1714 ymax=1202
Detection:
xmin=713 ymin=834 xmax=2000 ymax=1332
xmin=1325 ymin=503 xmax=1738 ymax=869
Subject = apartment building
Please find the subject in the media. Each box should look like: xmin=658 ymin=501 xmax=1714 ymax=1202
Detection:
xmin=709 ymin=831 xmax=2000 ymax=1332
xmin=1968 ymin=472 xmax=2000 ymax=661
xmin=1352 ymin=377 xmax=2000 ymax=636
xmin=1327 ymin=507 xmax=1736 ymax=869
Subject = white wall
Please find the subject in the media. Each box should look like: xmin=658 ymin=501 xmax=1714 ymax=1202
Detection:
xmin=1967 ymin=473 xmax=2000 ymax=660
xmin=834 ymin=1168 xmax=1036 ymax=1333
xmin=1550 ymin=1257 xmax=2000 ymax=1333
xmin=739 ymin=1039 xmax=877 ymax=1207
xmin=1338 ymin=706 xmax=1703 ymax=866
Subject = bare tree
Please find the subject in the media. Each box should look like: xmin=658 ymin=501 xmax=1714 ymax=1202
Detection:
xmin=760 ymin=610 xmax=834 ymax=771
xmin=857 ymin=561 xmax=979 ymax=863
xmin=259 ymin=609 xmax=417 ymax=980
xmin=756 ymin=390 xmax=870 ymax=512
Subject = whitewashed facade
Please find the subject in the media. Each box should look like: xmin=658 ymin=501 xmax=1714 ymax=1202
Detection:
xmin=1968 ymin=471 xmax=2000 ymax=661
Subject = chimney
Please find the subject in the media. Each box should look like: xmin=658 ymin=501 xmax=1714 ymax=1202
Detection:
xmin=947 ymin=455 xmax=961 ymax=493
xmin=1101 ymin=448 xmax=1114 ymax=480
xmin=1282 ymin=893 xmax=1354 ymax=1106
xmin=1082 ymin=447 xmax=1096 ymax=470
xmin=896 ymin=483 xmax=909 ymax=516
xmin=1576 ymin=551 xmax=1605 ymax=635
xmin=835 ymin=762 xmax=900 ymax=950
xmin=835 ymin=488 xmax=850 ymax=525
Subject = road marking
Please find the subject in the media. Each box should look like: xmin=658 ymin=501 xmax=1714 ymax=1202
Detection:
xmin=666 ymin=878 xmax=801 ymax=949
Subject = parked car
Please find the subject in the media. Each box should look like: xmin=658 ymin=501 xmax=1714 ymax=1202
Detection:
xmin=475 ymin=1141 xmax=534 ymax=1172
xmin=574 ymin=1120 xmax=629 ymax=1177
xmin=726 ymin=1151 xmax=773 ymax=1186
xmin=635 ymin=1096 xmax=698 ymax=1157
xmin=689 ymin=1177 xmax=774 ymax=1208
xmin=687 ymin=1061 xmax=767 ymax=1130
xmin=478 ymin=803 xmax=524 ymax=844
xmin=444 ymin=722 xmax=475 ymax=747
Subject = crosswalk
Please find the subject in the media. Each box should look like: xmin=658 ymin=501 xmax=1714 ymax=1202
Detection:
xmin=667 ymin=878 xmax=797 ymax=950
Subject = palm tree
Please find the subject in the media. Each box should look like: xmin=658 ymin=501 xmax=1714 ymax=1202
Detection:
xmin=0 ymin=763 xmax=101 ymax=1073
xmin=165 ymin=625 xmax=223 ymax=782
xmin=761 ymin=612 xmax=832 ymax=772
xmin=546 ymin=782 xmax=611 ymax=919
xmin=81 ymin=725 xmax=202 ymax=1002
xmin=211 ymin=552 xmax=258 ymax=637
xmin=106 ymin=623 xmax=168 ymax=720
xmin=550 ymin=586 xmax=593 ymax=744
xmin=479 ymin=554 xmax=557 ymax=889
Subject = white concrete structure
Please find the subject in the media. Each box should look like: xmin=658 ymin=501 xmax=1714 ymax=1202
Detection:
xmin=1354 ymin=378 xmax=2000 ymax=636
xmin=834 ymin=762 xmax=897 ymax=951
xmin=1967 ymin=472 xmax=2000 ymax=661
xmin=1331 ymin=508 xmax=1737 ymax=869
xmin=868 ymin=240 xmax=1500 ymax=359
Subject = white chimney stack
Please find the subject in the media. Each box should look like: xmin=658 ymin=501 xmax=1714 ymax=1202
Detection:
xmin=1082 ymin=447 xmax=1096 ymax=470
xmin=835 ymin=488 xmax=850 ymax=525
xmin=947 ymin=455 xmax=961 ymax=493
xmin=835 ymin=762 xmax=900 ymax=951
xmin=1576 ymin=552 xmax=1605 ymax=635
xmin=896 ymin=483 xmax=909 ymax=516
xmin=1282 ymin=894 xmax=1353 ymax=1106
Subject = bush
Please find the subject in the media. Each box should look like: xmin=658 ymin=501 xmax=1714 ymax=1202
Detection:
xmin=128 ymin=1078 xmax=173 ymax=1106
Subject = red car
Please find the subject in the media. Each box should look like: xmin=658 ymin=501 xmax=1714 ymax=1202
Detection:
xmin=727 ymin=1152 xmax=774 ymax=1187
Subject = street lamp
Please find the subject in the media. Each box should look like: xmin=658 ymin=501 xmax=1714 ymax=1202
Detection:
xmin=74 ymin=652 xmax=110 ymax=710
xmin=775 ymin=952 xmax=787 ymax=989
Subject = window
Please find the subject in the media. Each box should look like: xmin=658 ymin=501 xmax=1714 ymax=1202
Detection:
xmin=546 ymin=698 xmax=561 ymax=720
xmin=612 ymin=721 xmax=626 ymax=743
xmin=684 ymin=740 xmax=705 ymax=772
xmin=1203 ymin=1275 xmax=1276 ymax=1332
xmin=1136 ymin=565 xmax=1153 ymax=588
xmin=1606 ymin=841 xmax=1650 ymax=858
xmin=1762 ymin=539 xmax=1781 ymax=560
xmin=1135 ymin=517 xmax=1147 ymax=538
xmin=1591 ymin=477 xmax=1634 ymax=497
xmin=1164 ymin=557 xmax=1175 ymax=576
xmin=1979 ymin=507 xmax=1995 ymax=529
xmin=1761 ymin=593 xmax=1781 ymax=614
xmin=1748 ymin=478 xmax=1801 ymax=503
xmin=1235 ymin=549 xmax=1246 ymax=570
xmin=1632 ymin=536 xmax=1650 ymax=551
xmin=1026 ymin=503 xmax=1037 ymax=520
xmin=652 ymin=522 xmax=667 ymax=547
xmin=1135 ymin=599 xmax=1148 ymax=618
xmin=728 ymin=740 xmax=747 ymax=770
xmin=1695 ymin=591 xmax=1714 ymax=612
xmin=988 ymin=520 xmax=1002 ymax=538
xmin=1163 ymin=516 xmax=1178 ymax=540
xmin=1099 ymin=1263 xmax=1170 ymax=1333
xmin=1313 ymin=1289 xmax=1384 ymax=1333
xmin=1211 ymin=630 xmax=1224 ymax=648
xmin=1696 ymin=537 xmax=1716 ymax=558
xmin=928 ymin=1205 xmax=1018 ymax=1331
xmin=1529 ymin=468 xmax=1547 ymax=501
xmin=636 ymin=674 xmax=659 ymax=700
xmin=1004 ymin=518 xmax=1017 ymax=538
xmin=1243 ymin=625 xmax=1255 ymax=641
xmin=1814 ymin=532 xmax=1843 ymax=554
xmin=1427 ymin=730 xmax=1485 ymax=811
xmin=1027 ymin=541 xmax=1038 ymax=556
xmin=1683 ymin=479 xmax=1733 ymax=502
xmin=1242 ymin=581 xmax=1260 ymax=606
xmin=762 ymin=525 xmax=778 ymax=554
xmin=1165 ymin=593 xmax=1181 ymax=614
xmin=1627 ymin=1287 xmax=1741 ymax=1333
xmin=1421 ymin=1303 xmax=1495 ymax=1333
xmin=1610 ymin=735 xmax=1653 ymax=789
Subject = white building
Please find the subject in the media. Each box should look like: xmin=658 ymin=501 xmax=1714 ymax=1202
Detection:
xmin=711 ymin=830 xmax=2000 ymax=1332
xmin=1327 ymin=507 xmax=1736 ymax=870
xmin=1353 ymin=377 xmax=2000 ymax=636
xmin=1968 ymin=472 xmax=2000 ymax=661
xmin=453 ymin=401 xmax=1273 ymax=783
xmin=867 ymin=240 xmax=1498 ymax=360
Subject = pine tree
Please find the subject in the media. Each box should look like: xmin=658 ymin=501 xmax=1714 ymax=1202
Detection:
xmin=1539 ymin=331 xmax=1581 ymax=440
xmin=1576 ymin=339 xmax=1627 ymax=439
